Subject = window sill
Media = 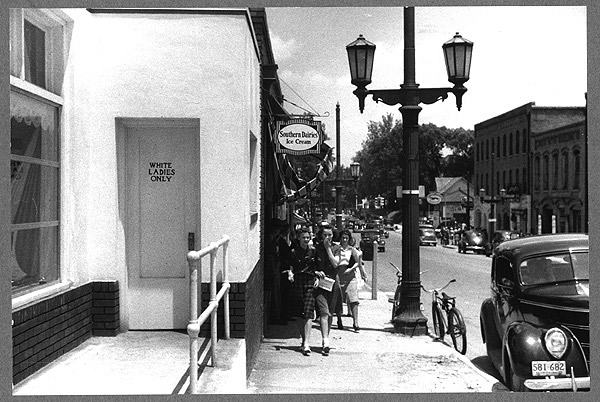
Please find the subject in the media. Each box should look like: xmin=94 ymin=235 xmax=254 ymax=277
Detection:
xmin=12 ymin=281 xmax=73 ymax=311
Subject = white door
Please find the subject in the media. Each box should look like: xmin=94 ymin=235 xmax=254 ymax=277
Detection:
xmin=125 ymin=124 xmax=198 ymax=329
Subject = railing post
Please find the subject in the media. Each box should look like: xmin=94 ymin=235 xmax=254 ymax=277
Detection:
xmin=222 ymin=236 xmax=230 ymax=339
xmin=186 ymin=251 xmax=200 ymax=394
xmin=209 ymin=244 xmax=218 ymax=367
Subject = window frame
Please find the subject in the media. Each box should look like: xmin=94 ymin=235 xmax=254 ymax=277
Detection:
xmin=10 ymin=8 xmax=69 ymax=306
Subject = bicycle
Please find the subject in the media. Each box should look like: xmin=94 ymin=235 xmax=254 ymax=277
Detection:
xmin=388 ymin=263 xmax=428 ymax=323
xmin=421 ymin=279 xmax=467 ymax=355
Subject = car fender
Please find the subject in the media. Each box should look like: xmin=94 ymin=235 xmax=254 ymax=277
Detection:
xmin=479 ymin=299 xmax=501 ymax=348
xmin=503 ymin=321 xmax=588 ymax=380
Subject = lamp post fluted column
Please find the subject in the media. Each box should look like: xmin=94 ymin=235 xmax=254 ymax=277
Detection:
xmin=395 ymin=7 xmax=426 ymax=334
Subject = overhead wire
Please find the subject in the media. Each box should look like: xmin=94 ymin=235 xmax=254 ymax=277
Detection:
xmin=279 ymin=76 xmax=321 ymax=116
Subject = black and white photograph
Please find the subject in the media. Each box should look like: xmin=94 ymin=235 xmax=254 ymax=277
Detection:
xmin=2 ymin=0 xmax=596 ymax=398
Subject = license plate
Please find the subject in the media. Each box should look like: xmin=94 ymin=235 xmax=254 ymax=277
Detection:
xmin=531 ymin=361 xmax=566 ymax=376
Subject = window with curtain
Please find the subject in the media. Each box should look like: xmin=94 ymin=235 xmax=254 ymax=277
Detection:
xmin=10 ymin=90 xmax=59 ymax=293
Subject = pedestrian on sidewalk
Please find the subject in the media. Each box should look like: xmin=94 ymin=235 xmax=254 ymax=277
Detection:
xmin=278 ymin=222 xmax=293 ymax=322
xmin=335 ymin=229 xmax=367 ymax=332
xmin=313 ymin=226 xmax=343 ymax=356
xmin=287 ymin=228 xmax=318 ymax=356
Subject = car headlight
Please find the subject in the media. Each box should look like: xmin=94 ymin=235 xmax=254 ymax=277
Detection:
xmin=544 ymin=328 xmax=568 ymax=359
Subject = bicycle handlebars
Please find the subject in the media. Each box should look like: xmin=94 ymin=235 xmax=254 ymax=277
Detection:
xmin=421 ymin=278 xmax=456 ymax=293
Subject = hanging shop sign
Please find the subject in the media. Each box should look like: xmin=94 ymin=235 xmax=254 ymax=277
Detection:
xmin=426 ymin=192 xmax=442 ymax=205
xmin=275 ymin=119 xmax=322 ymax=155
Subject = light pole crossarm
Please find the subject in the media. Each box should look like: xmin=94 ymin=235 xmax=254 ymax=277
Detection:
xmin=353 ymin=86 xmax=467 ymax=112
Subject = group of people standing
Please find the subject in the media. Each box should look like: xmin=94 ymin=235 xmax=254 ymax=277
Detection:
xmin=284 ymin=224 xmax=368 ymax=356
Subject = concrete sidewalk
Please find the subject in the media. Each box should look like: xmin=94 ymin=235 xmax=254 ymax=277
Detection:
xmin=247 ymin=289 xmax=502 ymax=393
xmin=13 ymin=287 xmax=503 ymax=395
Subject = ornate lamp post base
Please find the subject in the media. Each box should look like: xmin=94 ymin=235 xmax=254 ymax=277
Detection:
xmin=391 ymin=281 xmax=428 ymax=336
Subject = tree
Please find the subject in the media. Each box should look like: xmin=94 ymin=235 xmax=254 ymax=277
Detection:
xmin=353 ymin=113 xmax=474 ymax=202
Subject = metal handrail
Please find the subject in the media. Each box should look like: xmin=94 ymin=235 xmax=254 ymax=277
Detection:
xmin=186 ymin=235 xmax=230 ymax=394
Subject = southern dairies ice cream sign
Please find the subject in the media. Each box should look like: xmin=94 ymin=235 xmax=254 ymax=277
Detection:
xmin=275 ymin=119 xmax=323 ymax=155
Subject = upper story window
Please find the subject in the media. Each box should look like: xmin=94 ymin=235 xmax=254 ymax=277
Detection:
xmin=515 ymin=131 xmax=520 ymax=155
xmin=562 ymin=151 xmax=569 ymax=190
xmin=522 ymin=129 xmax=527 ymax=153
xmin=552 ymin=152 xmax=559 ymax=190
xmin=573 ymin=149 xmax=581 ymax=190
xmin=543 ymin=154 xmax=549 ymax=190
xmin=534 ymin=155 xmax=540 ymax=191
xmin=509 ymin=132 xmax=513 ymax=156
xmin=496 ymin=138 xmax=500 ymax=158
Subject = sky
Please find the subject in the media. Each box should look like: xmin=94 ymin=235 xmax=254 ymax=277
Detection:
xmin=265 ymin=6 xmax=587 ymax=167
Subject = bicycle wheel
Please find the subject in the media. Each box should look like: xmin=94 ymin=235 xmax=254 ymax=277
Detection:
xmin=448 ymin=308 xmax=467 ymax=354
xmin=431 ymin=302 xmax=445 ymax=340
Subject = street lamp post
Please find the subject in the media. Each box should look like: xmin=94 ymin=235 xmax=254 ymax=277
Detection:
xmin=479 ymin=187 xmax=507 ymax=234
xmin=330 ymin=103 xmax=361 ymax=231
xmin=346 ymin=6 xmax=473 ymax=335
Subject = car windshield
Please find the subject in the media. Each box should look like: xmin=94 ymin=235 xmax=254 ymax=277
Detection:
xmin=519 ymin=251 xmax=589 ymax=286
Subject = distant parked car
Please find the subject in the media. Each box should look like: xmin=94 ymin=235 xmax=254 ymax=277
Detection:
xmin=490 ymin=230 xmax=522 ymax=251
xmin=418 ymin=225 xmax=437 ymax=246
xmin=359 ymin=229 xmax=385 ymax=260
xmin=457 ymin=229 xmax=491 ymax=255
xmin=479 ymin=234 xmax=589 ymax=392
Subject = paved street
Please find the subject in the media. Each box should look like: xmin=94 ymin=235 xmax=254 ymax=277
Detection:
xmin=360 ymin=229 xmax=503 ymax=383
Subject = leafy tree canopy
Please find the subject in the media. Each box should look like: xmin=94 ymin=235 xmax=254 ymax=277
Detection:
xmin=353 ymin=114 xmax=473 ymax=200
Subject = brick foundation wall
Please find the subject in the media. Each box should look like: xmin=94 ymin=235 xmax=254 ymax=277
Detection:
xmin=91 ymin=281 xmax=120 ymax=336
xmin=12 ymin=281 xmax=120 ymax=384
xmin=199 ymin=260 xmax=264 ymax=379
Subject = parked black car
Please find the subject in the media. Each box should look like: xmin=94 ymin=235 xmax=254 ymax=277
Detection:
xmin=490 ymin=230 xmax=521 ymax=251
xmin=359 ymin=229 xmax=385 ymax=261
xmin=479 ymin=234 xmax=589 ymax=392
xmin=457 ymin=229 xmax=491 ymax=255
